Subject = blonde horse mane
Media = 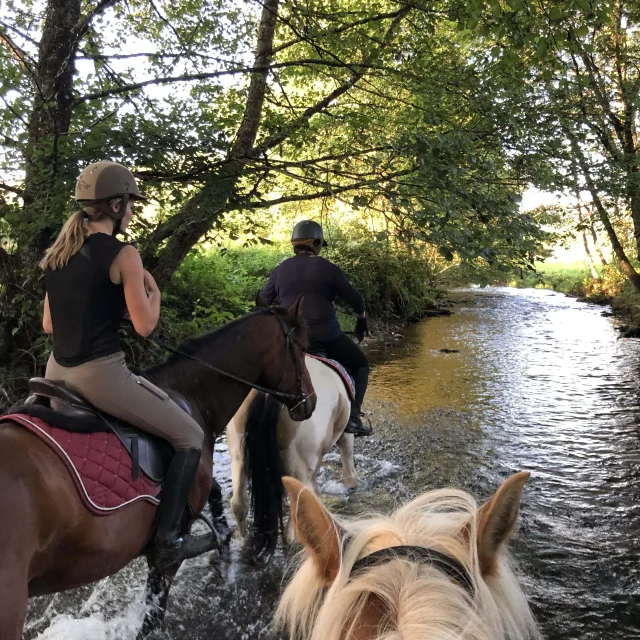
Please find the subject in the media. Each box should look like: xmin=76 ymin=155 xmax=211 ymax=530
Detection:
xmin=275 ymin=485 xmax=541 ymax=640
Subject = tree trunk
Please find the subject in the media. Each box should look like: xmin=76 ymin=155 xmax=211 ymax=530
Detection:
xmin=626 ymin=168 xmax=640 ymax=261
xmin=142 ymin=0 xmax=281 ymax=288
xmin=22 ymin=0 xmax=83 ymax=253
xmin=0 ymin=0 xmax=82 ymax=380
xmin=574 ymin=143 xmax=640 ymax=293
xmin=581 ymin=227 xmax=600 ymax=280
xmin=589 ymin=218 xmax=608 ymax=266
xmin=570 ymin=159 xmax=600 ymax=280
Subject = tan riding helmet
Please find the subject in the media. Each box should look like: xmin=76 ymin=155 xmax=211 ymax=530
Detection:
xmin=75 ymin=161 xmax=147 ymax=203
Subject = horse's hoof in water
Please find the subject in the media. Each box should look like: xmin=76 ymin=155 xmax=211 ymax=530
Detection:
xmin=210 ymin=545 xmax=232 ymax=581
xmin=255 ymin=548 xmax=274 ymax=568
xmin=138 ymin=631 xmax=170 ymax=640
xmin=239 ymin=541 xmax=273 ymax=569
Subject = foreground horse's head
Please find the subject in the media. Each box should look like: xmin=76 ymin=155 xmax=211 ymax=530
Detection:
xmin=276 ymin=473 xmax=540 ymax=640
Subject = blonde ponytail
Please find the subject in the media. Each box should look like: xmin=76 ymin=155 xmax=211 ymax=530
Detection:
xmin=39 ymin=210 xmax=88 ymax=271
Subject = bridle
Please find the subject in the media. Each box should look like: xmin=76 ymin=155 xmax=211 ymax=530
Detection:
xmin=146 ymin=309 xmax=313 ymax=408
xmin=350 ymin=544 xmax=475 ymax=597
xmin=270 ymin=310 xmax=313 ymax=410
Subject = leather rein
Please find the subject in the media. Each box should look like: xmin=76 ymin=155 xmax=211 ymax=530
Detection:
xmin=350 ymin=544 xmax=475 ymax=597
xmin=146 ymin=310 xmax=312 ymax=409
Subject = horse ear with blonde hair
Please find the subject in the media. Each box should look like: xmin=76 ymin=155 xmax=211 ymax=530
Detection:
xmin=276 ymin=473 xmax=541 ymax=640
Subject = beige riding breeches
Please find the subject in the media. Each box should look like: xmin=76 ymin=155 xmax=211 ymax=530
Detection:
xmin=45 ymin=352 xmax=204 ymax=451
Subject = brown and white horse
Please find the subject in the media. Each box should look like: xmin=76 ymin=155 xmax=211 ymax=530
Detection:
xmin=276 ymin=472 xmax=541 ymax=640
xmin=0 ymin=302 xmax=315 ymax=640
xmin=227 ymin=356 xmax=356 ymax=545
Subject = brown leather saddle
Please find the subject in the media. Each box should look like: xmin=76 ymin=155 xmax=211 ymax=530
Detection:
xmin=15 ymin=378 xmax=183 ymax=482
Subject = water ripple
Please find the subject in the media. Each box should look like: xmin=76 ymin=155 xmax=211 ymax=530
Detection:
xmin=367 ymin=287 xmax=640 ymax=639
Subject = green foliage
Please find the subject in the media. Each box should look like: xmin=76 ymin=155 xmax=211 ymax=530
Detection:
xmin=509 ymin=263 xmax=592 ymax=296
xmin=328 ymin=242 xmax=438 ymax=322
xmin=147 ymin=239 xmax=438 ymax=351
xmin=159 ymin=247 xmax=287 ymax=340
xmin=611 ymin=279 xmax=640 ymax=327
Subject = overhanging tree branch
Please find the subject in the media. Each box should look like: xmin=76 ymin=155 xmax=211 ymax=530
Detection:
xmin=234 ymin=167 xmax=414 ymax=209
xmin=0 ymin=26 xmax=35 ymax=70
xmin=272 ymin=7 xmax=407 ymax=54
xmin=74 ymin=0 xmax=126 ymax=41
xmin=72 ymin=59 xmax=397 ymax=104
xmin=257 ymin=5 xmax=410 ymax=153
xmin=0 ymin=181 xmax=26 ymax=198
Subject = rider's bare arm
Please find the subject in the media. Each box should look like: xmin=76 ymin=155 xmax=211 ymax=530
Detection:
xmin=43 ymin=293 xmax=53 ymax=334
xmin=113 ymin=245 xmax=161 ymax=337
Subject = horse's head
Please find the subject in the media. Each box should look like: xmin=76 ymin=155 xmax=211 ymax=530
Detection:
xmin=276 ymin=473 xmax=540 ymax=640
xmin=256 ymin=294 xmax=316 ymax=421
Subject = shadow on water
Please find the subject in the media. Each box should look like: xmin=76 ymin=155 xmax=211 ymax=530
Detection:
xmin=25 ymin=287 xmax=640 ymax=639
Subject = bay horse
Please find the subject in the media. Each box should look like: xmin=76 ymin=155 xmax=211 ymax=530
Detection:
xmin=276 ymin=472 xmax=541 ymax=640
xmin=0 ymin=299 xmax=315 ymax=640
xmin=227 ymin=356 xmax=356 ymax=549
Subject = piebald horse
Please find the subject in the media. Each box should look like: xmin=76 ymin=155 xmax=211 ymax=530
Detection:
xmin=0 ymin=302 xmax=315 ymax=640
xmin=277 ymin=472 xmax=541 ymax=640
xmin=228 ymin=355 xmax=356 ymax=551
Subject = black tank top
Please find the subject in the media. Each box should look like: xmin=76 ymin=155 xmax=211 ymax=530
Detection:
xmin=46 ymin=233 xmax=128 ymax=366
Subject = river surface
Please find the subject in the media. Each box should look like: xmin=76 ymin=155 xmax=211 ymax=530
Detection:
xmin=24 ymin=287 xmax=640 ymax=639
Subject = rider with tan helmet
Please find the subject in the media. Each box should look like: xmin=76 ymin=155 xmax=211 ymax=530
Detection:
xmin=41 ymin=161 xmax=204 ymax=561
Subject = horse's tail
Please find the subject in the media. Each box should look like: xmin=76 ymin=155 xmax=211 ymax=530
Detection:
xmin=243 ymin=391 xmax=284 ymax=555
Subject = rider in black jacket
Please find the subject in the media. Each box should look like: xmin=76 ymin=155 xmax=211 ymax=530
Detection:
xmin=262 ymin=220 xmax=372 ymax=436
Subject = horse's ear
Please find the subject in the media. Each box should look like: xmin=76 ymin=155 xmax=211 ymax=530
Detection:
xmin=255 ymin=290 xmax=268 ymax=308
xmin=285 ymin=294 xmax=305 ymax=325
xmin=476 ymin=471 xmax=530 ymax=576
xmin=283 ymin=476 xmax=342 ymax=585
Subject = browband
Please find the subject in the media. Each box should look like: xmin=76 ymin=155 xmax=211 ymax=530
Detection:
xmin=350 ymin=545 xmax=475 ymax=597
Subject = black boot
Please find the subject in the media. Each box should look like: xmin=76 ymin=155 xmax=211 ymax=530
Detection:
xmin=344 ymin=413 xmax=373 ymax=437
xmin=154 ymin=447 xmax=201 ymax=565
xmin=344 ymin=368 xmax=372 ymax=437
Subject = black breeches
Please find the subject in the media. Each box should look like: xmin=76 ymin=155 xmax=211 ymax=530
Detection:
xmin=309 ymin=332 xmax=369 ymax=412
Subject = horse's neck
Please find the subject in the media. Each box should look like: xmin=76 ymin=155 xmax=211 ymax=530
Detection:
xmin=146 ymin=334 xmax=267 ymax=443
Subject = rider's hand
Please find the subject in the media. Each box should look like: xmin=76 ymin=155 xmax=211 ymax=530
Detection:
xmin=354 ymin=316 xmax=369 ymax=342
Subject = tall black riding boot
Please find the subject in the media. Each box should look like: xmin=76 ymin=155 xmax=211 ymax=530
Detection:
xmin=154 ymin=447 xmax=201 ymax=564
xmin=344 ymin=368 xmax=372 ymax=437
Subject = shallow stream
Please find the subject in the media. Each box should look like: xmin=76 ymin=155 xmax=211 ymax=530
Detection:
xmin=25 ymin=287 xmax=640 ymax=639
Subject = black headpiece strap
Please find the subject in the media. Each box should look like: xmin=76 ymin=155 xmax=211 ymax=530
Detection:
xmin=112 ymin=193 xmax=129 ymax=235
xmin=350 ymin=545 xmax=475 ymax=597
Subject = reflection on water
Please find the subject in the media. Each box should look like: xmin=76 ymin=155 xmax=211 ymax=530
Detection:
xmin=367 ymin=288 xmax=640 ymax=639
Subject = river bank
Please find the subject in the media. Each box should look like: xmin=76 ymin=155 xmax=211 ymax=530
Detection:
xmin=505 ymin=261 xmax=640 ymax=337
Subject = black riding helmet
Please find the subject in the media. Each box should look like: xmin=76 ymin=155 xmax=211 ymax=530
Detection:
xmin=291 ymin=220 xmax=328 ymax=247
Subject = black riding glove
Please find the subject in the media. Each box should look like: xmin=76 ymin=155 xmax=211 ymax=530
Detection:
xmin=354 ymin=316 xmax=369 ymax=342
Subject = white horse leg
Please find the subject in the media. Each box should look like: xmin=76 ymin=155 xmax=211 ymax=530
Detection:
xmin=337 ymin=432 xmax=357 ymax=489
xmin=227 ymin=418 xmax=249 ymax=539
